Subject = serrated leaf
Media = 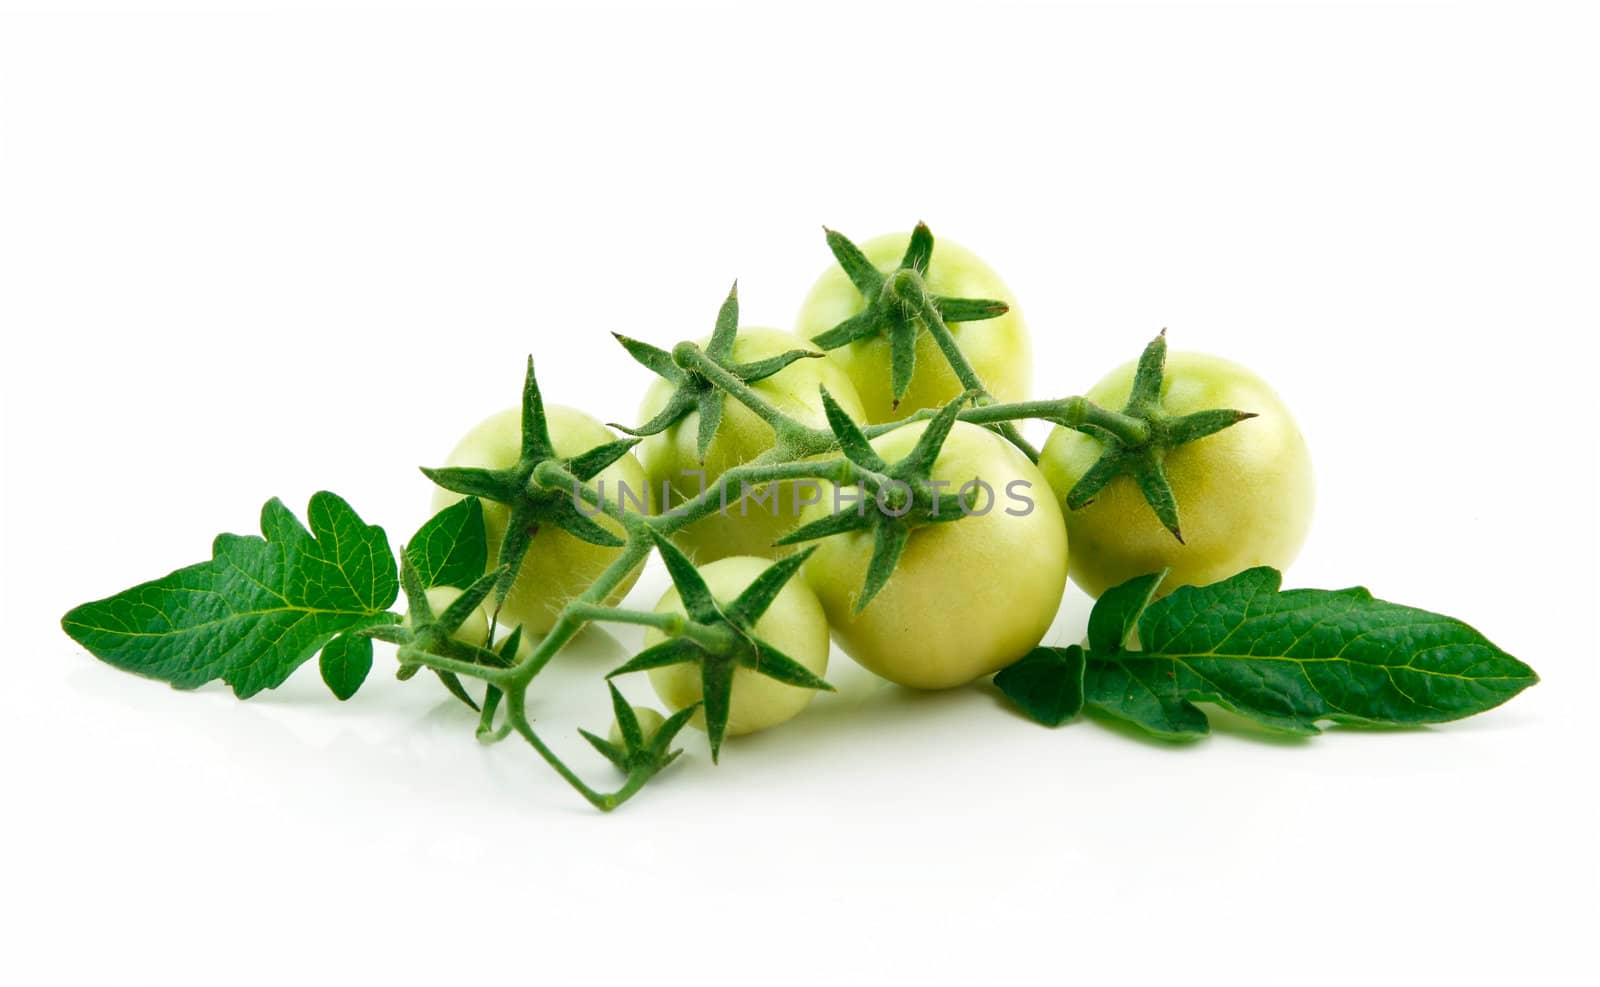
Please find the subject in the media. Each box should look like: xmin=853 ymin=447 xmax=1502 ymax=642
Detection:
xmin=1082 ymin=567 xmax=1539 ymax=737
xmin=994 ymin=645 xmax=1086 ymax=727
xmin=1082 ymin=657 xmax=1211 ymax=739
xmin=61 ymin=492 xmax=399 ymax=699
xmin=319 ymin=631 xmax=375 ymax=701
xmin=404 ymin=498 xmax=488 ymax=590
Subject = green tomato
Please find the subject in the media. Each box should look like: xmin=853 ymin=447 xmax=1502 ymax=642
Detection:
xmin=795 ymin=231 xmax=1031 ymax=423
xmin=1038 ymin=352 xmax=1314 ymax=598
xmin=637 ymin=327 xmax=865 ymax=564
xmin=645 ymin=556 xmax=831 ymax=738
xmin=607 ymin=705 xmax=666 ymax=748
xmin=801 ymin=421 xmax=1068 ymax=690
xmin=430 ymin=406 xmax=648 ymax=635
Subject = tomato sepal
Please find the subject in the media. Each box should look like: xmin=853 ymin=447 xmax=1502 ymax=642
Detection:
xmin=810 ymin=223 xmax=1010 ymax=413
xmin=611 ymin=283 xmax=825 ymax=460
xmin=777 ymin=387 xmax=977 ymax=612
xmin=579 ymin=683 xmax=698 ymax=776
xmin=420 ymin=357 xmax=643 ymax=618
xmin=602 ymin=534 xmax=834 ymax=762
xmin=1057 ymin=331 xmax=1262 ymax=543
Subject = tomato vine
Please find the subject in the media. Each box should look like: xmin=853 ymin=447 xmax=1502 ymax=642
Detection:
xmin=59 ymin=222 xmax=1538 ymax=812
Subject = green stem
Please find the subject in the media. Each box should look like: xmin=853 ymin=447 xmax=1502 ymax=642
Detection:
xmin=476 ymin=685 xmax=510 ymax=743
xmin=566 ymin=604 xmax=734 ymax=652
xmin=568 ymin=602 xmax=680 ymax=632
xmin=647 ymin=457 xmax=857 ymax=534
xmin=1058 ymin=397 xmax=1152 ymax=446
xmin=896 ymin=278 xmax=1039 ymax=460
xmin=503 ymin=687 xmax=650 ymax=812
xmin=862 ymin=396 xmax=1153 ymax=449
xmin=672 ymin=343 xmax=834 ymax=454
xmin=397 ymin=644 xmax=512 ymax=687
xmin=532 ymin=460 xmax=629 ymax=526
xmin=507 ymin=531 xmax=655 ymax=687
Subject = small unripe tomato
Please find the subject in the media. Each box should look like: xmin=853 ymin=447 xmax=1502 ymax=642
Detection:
xmin=645 ymin=556 xmax=831 ymax=738
xmin=795 ymin=231 xmax=1031 ymax=423
xmin=800 ymin=421 xmax=1068 ymax=689
xmin=1038 ymin=352 xmax=1314 ymax=598
xmin=430 ymin=405 xmax=648 ymax=635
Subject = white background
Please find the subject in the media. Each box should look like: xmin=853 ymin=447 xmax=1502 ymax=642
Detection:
xmin=2 ymin=2 xmax=1595 ymax=985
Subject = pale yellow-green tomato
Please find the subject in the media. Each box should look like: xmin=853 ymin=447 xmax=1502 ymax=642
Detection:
xmin=645 ymin=556 xmax=831 ymax=738
xmin=800 ymin=421 xmax=1068 ymax=690
xmin=607 ymin=705 xmax=666 ymax=748
xmin=1038 ymin=352 xmax=1314 ymax=599
xmin=794 ymin=231 xmax=1031 ymax=424
xmin=637 ymin=328 xmax=864 ymax=564
xmin=430 ymin=405 xmax=648 ymax=636
xmin=408 ymin=586 xmax=533 ymax=663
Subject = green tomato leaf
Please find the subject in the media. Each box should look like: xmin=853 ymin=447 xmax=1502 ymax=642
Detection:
xmin=993 ymin=645 xmax=1086 ymax=727
xmin=61 ymin=492 xmax=399 ymax=699
xmin=319 ymin=631 xmax=375 ymax=702
xmin=1082 ymin=656 xmax=1211 ymax=739
xmin=1083 ymin=567 xmax=1539 ymax=738
xmin=404 ymin=497 xmax=488 ymax=590
xmin=1085 ymin=570 xmax=1166 ymax=655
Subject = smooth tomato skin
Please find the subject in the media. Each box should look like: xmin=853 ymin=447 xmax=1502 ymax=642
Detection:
xmin=645 ymin=556 xmax=831 ymax=737
xmin=637 ymin=327 xmax=865 ymax=564
xmin=430 ymin=405 xmax=648 ymax=635
xmin=1038 ymin=352 xmax=1314 ymax=598
xmin=800 ymin=421 xmax=1068 ymax=690
xmin=794 ymin=232 xmax=1031 ymax=423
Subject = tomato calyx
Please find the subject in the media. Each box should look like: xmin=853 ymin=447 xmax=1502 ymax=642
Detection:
xmin=1059 ymin=331 xmax=1258 ymax=543
xmin=610 ymin=282 xmax=825 ymax=460
xmin=810 ymin=224 xmax=1011 ymax=408
xmin=602 ymin=531 xmax=834 ymax=762
xmin=420 ymin=356 xmax=641 ymax=612
xmin=578 ymin=682 xmax=699 ymax=778
xmin=776 ymin=388 xmax=975 ymax=613
xmin=809 ymin=222 xmax=1036 ymax=457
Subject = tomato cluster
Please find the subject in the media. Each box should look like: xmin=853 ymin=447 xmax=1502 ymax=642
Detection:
xmin=424 ymin=226 xmax=1314 ymax=746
